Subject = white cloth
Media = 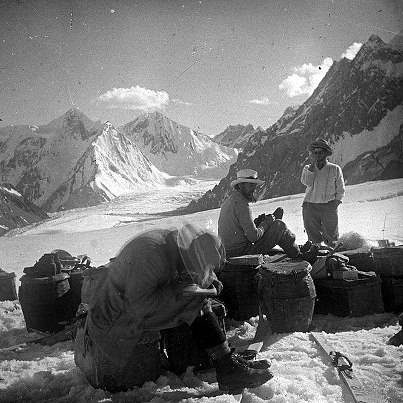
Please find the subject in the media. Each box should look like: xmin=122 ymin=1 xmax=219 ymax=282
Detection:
xmin=301 ymin=162 xmax=345 ymax=204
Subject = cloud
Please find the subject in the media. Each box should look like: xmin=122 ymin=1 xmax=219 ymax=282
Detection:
xmin=279 ymin=42 xmax=363 ymax=98
xmin=279 ymin=57 xmax=333 ymax=98
xmin=98 ymin=86 xmax=169 ymax=111
xmin=341 ymin=42 xmax=362 ymax=60
xmin=172 ymin=98 xmax=192 ymax=106
xmin=249 ymin=97 xmax=278 ymax=105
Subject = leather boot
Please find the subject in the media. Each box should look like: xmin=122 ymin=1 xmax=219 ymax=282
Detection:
xmin=215 ymin=351 xmax=274 ymax=393
xmin=235 ymin=354 xmax=271 ymax=369
xmin=272 ymin=207 xmax=284 ymax=220
xmin=300 ymin=240 xmax=312 ymax=254
xmin=233 ymin=348 xmax=271 ymax=369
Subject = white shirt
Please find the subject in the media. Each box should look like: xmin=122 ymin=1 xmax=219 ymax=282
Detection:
xmin=301 ymin=162 xmax=345 ymax=203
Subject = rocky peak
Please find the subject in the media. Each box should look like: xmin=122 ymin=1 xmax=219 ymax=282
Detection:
xmin=120 ymin=112 xmax=238 ymax=178
xmin=37 ymin=108 xmax=102 ymax=141
xmin=102 ymin=121 xmax=114 ymax=134
xmin=213 ymin=123 xmax=256 ymax=149
xmin=354 ymin=34 xmax=402 ymax=65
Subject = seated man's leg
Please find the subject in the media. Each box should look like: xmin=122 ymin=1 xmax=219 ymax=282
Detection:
xmin=249 ymin=220 xmax=300 ymax=258
xmin=190 ymin=310 xmax=227 ymax=353
xmin=189 ymin=308 xmax=273 ymax=391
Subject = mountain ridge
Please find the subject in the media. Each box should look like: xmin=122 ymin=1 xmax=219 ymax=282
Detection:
xmin=119 ymin=111 xmax=238 ymax=178
xmin=0 ymin=109 xmax=238 ymax=217
xmin=212 ymin=123 xmax=257 ymax=149
xmin=186 ymin=34 xmax=403 ymax=213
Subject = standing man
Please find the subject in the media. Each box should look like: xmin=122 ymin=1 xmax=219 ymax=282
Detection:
xmin=218 ymin=168 xmax=316 ymax=260
xmin=301 ymin=139 xmax=345 ymax=248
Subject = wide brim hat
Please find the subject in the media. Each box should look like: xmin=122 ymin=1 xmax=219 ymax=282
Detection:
xmin=308 ymin=139 xmax=333 ymax=155
xmin=230 ymin=168 xmax=265 ymax=187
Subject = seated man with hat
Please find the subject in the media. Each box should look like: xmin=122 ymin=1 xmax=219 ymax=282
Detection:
xmin=218 ymin=168 xmax=315 ymax=259
xmin=301 ymin=138 xmax=345 ymax=248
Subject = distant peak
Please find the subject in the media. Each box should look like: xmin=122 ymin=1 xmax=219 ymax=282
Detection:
xmin=358 ymin=34 xmax=386 ymax=54
xmin=367 ymin=34 xmax=385 ymax=46
xmin=65 ymin=107 xmax=81 ymax=116
xmin=102 ymin=121 xmax=114 ymax=134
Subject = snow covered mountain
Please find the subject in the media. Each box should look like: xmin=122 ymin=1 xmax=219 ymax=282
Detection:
xmin=119 ymin=112 xmax=238 ymax=178
xmin=0 ymin=183 xmax=48 ymax=235
xmin=187 ymin=34 xmax=403 ymax=213
xmin=212 ymin=124 xmax=257 ymax=149
xmin=0 ymin=109 xmax=167 ymax=212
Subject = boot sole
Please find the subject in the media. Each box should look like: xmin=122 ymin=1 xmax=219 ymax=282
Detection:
xmin=219 ymin=379 xmax=269 ymax=394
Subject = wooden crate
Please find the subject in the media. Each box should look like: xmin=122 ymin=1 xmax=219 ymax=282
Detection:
xmin=314 ymin=274 xmax=384 ymax=317
xmin=341 ymin=248 xmax=376 ymax=271
xmin=372 ymin=246 xmax=403 ymax=277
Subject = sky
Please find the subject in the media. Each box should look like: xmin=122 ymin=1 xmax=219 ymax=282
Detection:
xmin=0 ymin=0 xmax=402 ymax=135
xmin=0 ymin=178 xmax=402 ymax=402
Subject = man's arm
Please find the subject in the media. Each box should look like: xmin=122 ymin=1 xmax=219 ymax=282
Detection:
xmin=335 ymin=165 xmax=345 ymax=201
xmin=239 ymin=205 xmax=274 ymax=242
xmin=237 ymin=202 xmax=269 ymax=243
xmin=301 ymin=165 xmax=315 ymax=186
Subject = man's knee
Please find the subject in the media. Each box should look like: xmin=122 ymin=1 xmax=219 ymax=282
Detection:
xmin=266 ymin=219 xmax=286 ymax=235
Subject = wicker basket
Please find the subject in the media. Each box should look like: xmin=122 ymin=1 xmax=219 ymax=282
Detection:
xmin=381 ymin=277 xmax=403 ymax=313
xmin=19 ymin=273 xmax=71 ymax=333
xmin=161 ymin=299 xmax=227 ymax=375
xmin=217 ymin=263 xmax=260 ymax=321
xmin=259 ymin=260 xmax=316 ymax=333
xmin=62 ymin=268 xmax=86 ymax=318
xmin=0 ymin=270 xmax=17 ymax=301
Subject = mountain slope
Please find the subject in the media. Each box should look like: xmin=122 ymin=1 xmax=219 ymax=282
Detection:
xmin=120 ymin=112 xmax=238 ymax=178
xmin=0 ymin=184 xmax=48 ymax=235
xmin=342 ymin=125 xmax=403 ymax=184
xmin=212 ymin=124 xmax=257 ymax=149
xmin=0 ymin=108 xmax=102 ymax=207
xmin=0 ymin=110 xmax=168 ymax=212
xmin=187 ymin=35 xmax=403 ymax=213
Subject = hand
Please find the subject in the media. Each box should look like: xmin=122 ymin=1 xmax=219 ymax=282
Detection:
xmin=260 ymin=214 xmax=274 ymax=231
xmin=202 ymin=298 xmax=213 ymax=314
xmin=308 ymin=153 xmax=317 ymax=172
xmin=212 ymin=278 xmax=223 ymax=295
xmin=308 ymin=152 xmax=316 ymax=171
xmin=254 ymin=213 xmax=266 ymax=227
xmin=332 ymin=199 xmax=342 ymax=207
xmin=264 ymin=214 xmax=275 ymax=226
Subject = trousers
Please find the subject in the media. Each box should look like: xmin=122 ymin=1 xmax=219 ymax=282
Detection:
xmin=75 ymin=309 xmax=226 ymax=392
xmin=226 ymin=220 xmax=300 ymax=258
xmin=302 ymin=201 xmax=339 ymax=246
